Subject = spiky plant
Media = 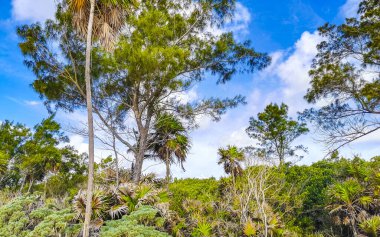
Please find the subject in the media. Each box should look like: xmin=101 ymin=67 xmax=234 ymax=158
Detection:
xmin=360 ymin=216 xmax=380 ymax=237
xmin=328 ymin=178 xmax=372 ymax=236
xmin=73 ymin=189 xmax=110 ymax=221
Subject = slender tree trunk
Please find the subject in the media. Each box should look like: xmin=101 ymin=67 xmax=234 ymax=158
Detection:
xmin=349 ymin=208 xmax=358 ymax=237
xmin=43 ymin=178 xmax=47 ymax=200
xmin=166 ymin=153 xmax=170 ymax=191
xmin=112 ymin=133 xmax=119 ymax=187
xmin=27 ymin=177 xmax=34 ymax=193
xmin=19 ymin=175 xmax=26 ymax=194
xmin=83 ymin=1 xmax=96 ymax=236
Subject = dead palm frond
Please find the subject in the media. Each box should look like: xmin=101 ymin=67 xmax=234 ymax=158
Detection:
xmin=68 ymin=0 xmax=134 ymax=50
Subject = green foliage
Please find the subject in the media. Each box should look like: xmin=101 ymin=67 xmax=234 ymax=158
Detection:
xmin=192 ymin=221 xmax=212 ymax=237
xmin=169 ymin=178 xmax=219 ymax=215
xmin=0 ymin=194 xmax=78 ymax=237
xmin=247 ymin=103 xmax=309 ymax=164
xmin=217 ymin=145 xmax=245 ymax=177
xmin=0 ymin=117 xmax=86 ymax=195
xmin=360 ymin=216 xmax=380 ymax=237
xmin=302 ymin=0 xmax=380 ymax=151
xmin=17 ymin=0 xmax=270 ymax=181
xmin=100 ymin=206 xmax=171 ymax=237
xmin=149 ymin=113 xmax=191 ymax=183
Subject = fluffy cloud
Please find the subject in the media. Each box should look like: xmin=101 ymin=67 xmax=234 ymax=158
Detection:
xmin=209 ymin=2 xmax=252 ymax=38
xmin=339 ymin=0 xmax=361 ymax=19
xmin=225 ymin=2 xmax=251 ymax=36
xmin=273 ymin=31 xmax=323 ymax=115
xmin=12 ymin=0 xmax=56 ymax=22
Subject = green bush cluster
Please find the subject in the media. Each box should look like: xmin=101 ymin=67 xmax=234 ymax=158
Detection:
xmin=100 ymin=206 xmax=171 ymax=237
xmin=0 ymin=195 xmax=79 ymax=237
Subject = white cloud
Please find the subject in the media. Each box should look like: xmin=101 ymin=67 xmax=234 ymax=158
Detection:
xmin=225 ymin=2 xmax=251 ymax=36
xmin=209 ymin=2 xmax=252 ymax=38
xmin=339 ymin=0 xmax=360 ymax=19
xmin=274 ymin=31 xmax=323 ymax=115
xmin=24 ymin=100 xmax=41 ymax=106
xmin=12 ymin=0 xmax=56 ymax=22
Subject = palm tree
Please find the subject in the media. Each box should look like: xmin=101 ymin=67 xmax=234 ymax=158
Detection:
xmin=217 ymin=145 xmax=245 ymax=187
xmin=149 ymin=114 xmax=191 ymax=186
xmin=328 ymin=178 xmax=373 ymax=237
xmin=66 ymin=0 xmax=132 ymax=235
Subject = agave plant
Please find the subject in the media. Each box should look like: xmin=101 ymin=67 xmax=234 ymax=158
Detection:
xmin=73 ymin=189 xmax=110 ymax=223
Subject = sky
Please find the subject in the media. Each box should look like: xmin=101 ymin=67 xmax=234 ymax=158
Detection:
xmin=0 ymin=0 xmax=379 ymax=179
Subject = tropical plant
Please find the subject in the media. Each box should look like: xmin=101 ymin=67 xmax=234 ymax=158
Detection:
xmin=0 ymin=194 xmax=79 ymax=237
xmin=218 ymin=145 xmax=245 ymax=187
xmin=359 ymin=215 xmax=380 ymax=237
xmin=66 ymin=0 xmax=135 ymax=235
xmin=328 ymin=178 xmax=372 ymax=236
xmin=100 ymin=206 xmax=170 ymax=237
xmin=149 ymin=113 xmax=191 ymax=186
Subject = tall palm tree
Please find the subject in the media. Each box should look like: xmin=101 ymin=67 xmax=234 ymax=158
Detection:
xmin=218 ymin=145 xmax=245 ymax=187
xmin=66 ymin=0 xmax=132 ymax=235
xmin=150 ymin=114 xmax=191 ymax=186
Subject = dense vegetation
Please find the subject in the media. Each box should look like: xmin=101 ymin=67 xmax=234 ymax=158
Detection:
xmin=2 ymin=145 xmax=380 ymax=236
xmin=0 ymin=0 xmax=379 ymax=236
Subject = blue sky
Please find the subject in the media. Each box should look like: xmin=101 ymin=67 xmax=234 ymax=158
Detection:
xmin=0 ymin=0 xmax=378 ymax=178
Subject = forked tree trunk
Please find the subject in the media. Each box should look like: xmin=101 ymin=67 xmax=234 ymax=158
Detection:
xmin=132 ymin=128 xmax=148 ymax=183
xmin=27 ymin=177 xmax=34 ymax=193
xmin=83 ymin=0 xmax=96 ymax=236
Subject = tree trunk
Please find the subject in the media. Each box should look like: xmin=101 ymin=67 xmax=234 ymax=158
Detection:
xmin=166 ymin=155 xmax=170 ymax=191
xmin=27 ymin=177 xmax=34 ymax=193
xmin=132 ymin=128 xmax=148 ymax=183
xmin=349 ymin=209 xmax=358 ymax=237
xmin=19 ymin=175 xmax=26 ymax=194
xmin=112 ymin=133 xmax=119 ymax=187
xmin=83 ymin=0 xmax=96 ymax=236
xmin=133 ymin=151 xmax=144 ymax=183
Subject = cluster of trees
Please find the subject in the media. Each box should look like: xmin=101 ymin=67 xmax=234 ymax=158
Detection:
xmin=0 ymin=0 xmax=378 ymax=236
xmin=18 ymin=0 xmax=269 ymax=233
xmin=0 ymin=116 xmax=86 ymax=195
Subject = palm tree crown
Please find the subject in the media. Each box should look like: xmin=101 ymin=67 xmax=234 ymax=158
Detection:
xmin=218 ymin=145 xmax=245 ymax=178
xmin=149 ymin=113 xmax=191 ymax=182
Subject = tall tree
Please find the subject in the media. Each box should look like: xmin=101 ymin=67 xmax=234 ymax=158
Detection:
xmin=33 ymin=0 xmax=132 ymax=234
xmin=149 ymin=113 xmax=191 ymax=186
xmin=302 ymin=0 xmax=380 ymax=153
xmin=18 ymin=0 xmax=270 ymax=183
xmin=69 ymin=0 xmax=96 ymax=234
xmin=246 ymin=103 xmax=309 ymax=165
xmin=0 ymin=121 xmax=30 ymax=189
xmin=17 ymin=116 xmax=69 ymax=193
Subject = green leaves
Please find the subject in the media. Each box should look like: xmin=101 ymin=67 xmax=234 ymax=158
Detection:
xmin=246 ymin=103 xmax=309 ymax=164
xmin=217 ymin=145 xmax=245 ymax=177
xmin=360 ymin=216 xmax=380 ymax=237
xmin=303 ymin=0 xmax=380 ymax=152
